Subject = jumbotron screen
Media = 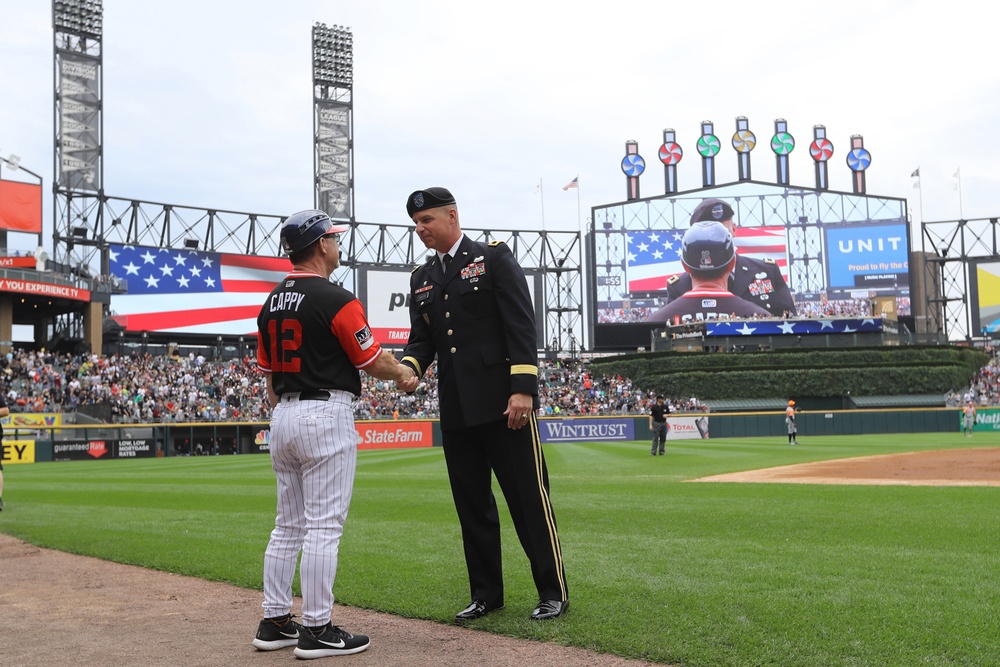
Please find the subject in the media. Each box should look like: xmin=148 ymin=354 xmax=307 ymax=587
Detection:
xmin=589 ymin=183 xmax=911 ymax=347
xmin=970 ymin=260 xmax=1000 ymax=335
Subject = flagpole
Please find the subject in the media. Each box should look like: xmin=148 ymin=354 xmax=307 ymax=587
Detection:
xmin=912 ymin=167 xmax=923 ymax=223
xmin=539 ymin=178 xmax=546 ymax=230
xmin=956 ymin=167 xmax=964 ymax=219
xmin=576 ymin=181 xmax=582 ymax=236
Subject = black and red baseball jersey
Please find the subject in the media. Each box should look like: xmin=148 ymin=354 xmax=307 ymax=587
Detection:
xmin=257 ymin=270 xmax=383 ymax=396
xmin=666 ymin=255 xmax=796 ymax=316
xmin=647 ymin=288 xmax=771 ymax=325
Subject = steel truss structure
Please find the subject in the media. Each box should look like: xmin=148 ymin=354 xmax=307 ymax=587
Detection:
xmin=54 ymin=193 xmax=584 ymax=352
xmin=920 ymin=215 xmax=1000 ymax=340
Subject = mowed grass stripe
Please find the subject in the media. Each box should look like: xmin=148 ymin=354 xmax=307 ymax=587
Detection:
xmin=2 ymin=432 xmax=999 ymax=666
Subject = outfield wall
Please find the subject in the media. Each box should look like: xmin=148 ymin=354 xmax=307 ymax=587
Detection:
xmin=1 ymin=408 xmax=969 ymax=465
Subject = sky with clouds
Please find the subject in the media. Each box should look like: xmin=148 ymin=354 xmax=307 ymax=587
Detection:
xmin=1 ymin=0 xmax=997 ymax=256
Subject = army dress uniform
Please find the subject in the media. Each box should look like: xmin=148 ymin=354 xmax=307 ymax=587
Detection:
xmin=665 ymin=255 xmax=795 ymax=316
xmin=400 ymin=235 xmax=568 ymax=611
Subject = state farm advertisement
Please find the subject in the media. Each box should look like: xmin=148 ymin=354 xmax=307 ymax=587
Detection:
xmin=355 ymin=421 xmax=433 ymax=450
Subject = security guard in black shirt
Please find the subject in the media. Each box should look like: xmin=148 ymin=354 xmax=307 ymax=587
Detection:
xmin=398 ymin=187 xmax=569 ymax=622
xmin=666 ymin=198 xmax=796 ymax=316
xmin=648 ymin=221 xmax=771 ymax=323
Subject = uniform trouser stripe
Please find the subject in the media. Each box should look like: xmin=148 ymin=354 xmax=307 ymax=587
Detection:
xmin=442 ymin=418 xmax=567 ymax=603
xmin=528 ymin=414 xmax=567 ymax=600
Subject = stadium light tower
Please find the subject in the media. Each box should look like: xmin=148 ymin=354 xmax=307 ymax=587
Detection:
xmin=312 ymin=22 xmax=354 ymax=222
xmin=52 ymin=0 xmax=105 ymax=268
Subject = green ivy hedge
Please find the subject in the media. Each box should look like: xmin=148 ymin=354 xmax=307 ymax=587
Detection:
xmin=590 ymin=346 xmax=987 ymax=400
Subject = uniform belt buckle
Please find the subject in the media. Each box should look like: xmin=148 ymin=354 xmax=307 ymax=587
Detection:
xmin=299 ymin=390 xmax=331 ymax=401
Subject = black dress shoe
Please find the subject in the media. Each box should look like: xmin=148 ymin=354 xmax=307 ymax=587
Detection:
xmin=531 ymin=599 xmax=569 ymax=620
xmin=455 ymin=599 xmax=503 ymax=621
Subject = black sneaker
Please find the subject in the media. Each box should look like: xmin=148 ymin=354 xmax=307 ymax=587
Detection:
xmin=252 ymin=614 xmax=303 ymax=651
xmin=294 ymin=623 xmax=370 ymax=659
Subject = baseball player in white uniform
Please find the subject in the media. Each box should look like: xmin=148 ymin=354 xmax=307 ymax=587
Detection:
xmin=252 ymin=210 xmax=413 ymax=659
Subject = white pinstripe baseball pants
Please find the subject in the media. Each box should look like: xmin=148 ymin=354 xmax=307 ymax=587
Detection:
xmin=262 ymin=390 xmax=357 ymax=626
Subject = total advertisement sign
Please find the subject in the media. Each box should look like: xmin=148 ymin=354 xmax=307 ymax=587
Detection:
xmin=362 ymin=268 xmax=543 ymax=348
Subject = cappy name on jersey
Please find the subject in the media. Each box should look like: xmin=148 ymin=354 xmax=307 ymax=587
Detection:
xmin=268 ymin=289 xmax=306 ymax=312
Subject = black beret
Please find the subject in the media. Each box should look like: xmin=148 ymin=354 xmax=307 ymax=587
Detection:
xmin=406 ymin=187 xmax=457 ymax=218
xmin=690 ymin=198 xmax=735 ymax=225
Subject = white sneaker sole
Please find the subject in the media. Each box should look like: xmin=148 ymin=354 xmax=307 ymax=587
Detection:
xmin=293 ymin=641 xmax=370 ymax=659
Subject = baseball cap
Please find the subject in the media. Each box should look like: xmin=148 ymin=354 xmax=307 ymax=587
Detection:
xmin=280 ymin=210 xmax=349 ymax=255
xmin=690 ymin=198 xmax=735 ymax=225
xmin=680 ymin=221 xmax=736 ymax=273
xmin=788 ymin=400 xmax=795 ymax=406
xmin=406 ymin=187 xmax=457 ymax=218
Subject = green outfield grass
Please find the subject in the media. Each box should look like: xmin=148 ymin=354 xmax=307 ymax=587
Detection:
xmin=3 ymin=432 xmax=999 ymax=666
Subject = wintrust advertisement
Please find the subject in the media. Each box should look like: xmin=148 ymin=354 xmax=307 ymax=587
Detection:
xmin=538 ymin=418 xmax=635 ymax=443
xmin=537 ymin=416 xmax=709 ymax=443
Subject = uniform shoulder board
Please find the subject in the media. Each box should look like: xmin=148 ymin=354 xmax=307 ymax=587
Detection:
xmin=667 ymin=275 xmax=680 ymax=285
xmin=488 ymin=239 xmax=505 ymax=247
xmin=411 ymin=264 xmax=421 ymax=274
xmin=764 ymin=257 xmax=776 ymax=264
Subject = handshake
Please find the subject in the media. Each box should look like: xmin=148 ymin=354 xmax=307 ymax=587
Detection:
xmin=394 ymin=361 xmax=420 ymax=393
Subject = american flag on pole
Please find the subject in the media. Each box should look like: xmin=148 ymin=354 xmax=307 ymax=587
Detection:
xmin=108 ymin=244 xmax=291 ymax=335
xmin=562 ymin=176 xmax=579 ymax=191
xmin=626 ymin=226 xmax=788 ymax=292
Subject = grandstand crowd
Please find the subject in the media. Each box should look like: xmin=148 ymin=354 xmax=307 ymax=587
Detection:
xmin=4 ymin=321 xmax=984 ymax=424
xmin=949 ymin=347 xmax=1000 ymax=407
xmin=598 ymin=296 xmax=912 ymax=324
xmin=0 ymin=347 xmax=704 ymax=424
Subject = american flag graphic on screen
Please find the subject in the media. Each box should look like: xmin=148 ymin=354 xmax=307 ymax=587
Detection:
xmin=626 ymin=226 xmax=788 ymax=292
xmin=108 ymin=244 xmax=291 ymax=335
